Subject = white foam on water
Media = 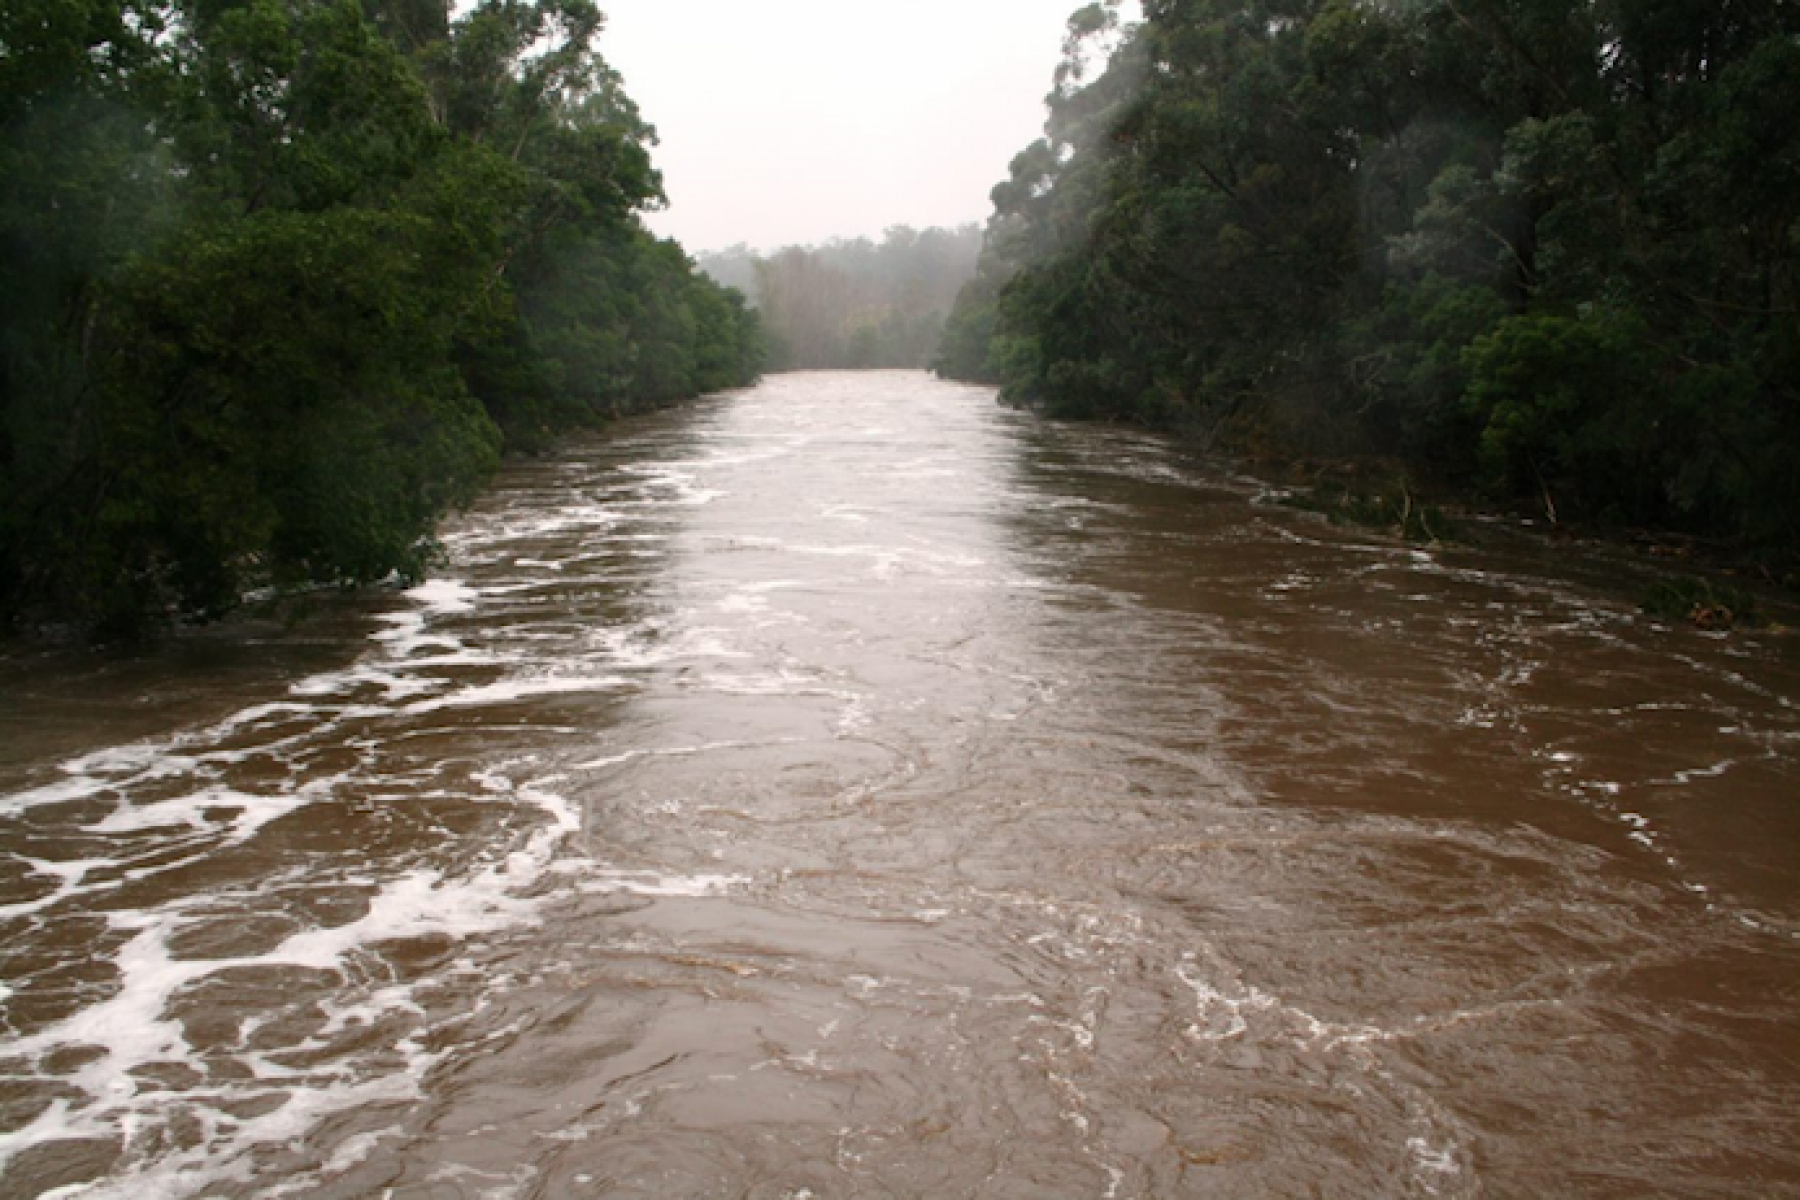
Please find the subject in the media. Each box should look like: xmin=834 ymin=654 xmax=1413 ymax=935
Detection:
xmin=209 ymin=701 xmax=322 ymax=734
xmin=6 ymin=694 xmax=347 ymax=828
xmin=0 ymin=480 xmax=661 ymax=1195
xmin=617 ymin=464 xmax=727 ymax=509
xmin=65 ymin=743 xmax=185 ymax=775
xmin=11 ymin=755 xmax=374 ymax=905
xmin=3 ymin=751 xmax=588 ymax=1198
xmin=579 ymin=871 xmax=749 ymax=898
xmin=289 ymin=666 xmax=438 ymax=702
xmin=399 ymin=674 xmax=631 ymax=716
xmin=1669 ymin=758 xmax=1738 ymax=785
xmin=0 ymin=771 xmax=117 ymax=816
xmin=16 ymin=854 xmax=112 ymax=892
xmin=406 ymin=578 xmax=480 ymax=615
xmin=476 ymin=766 xmax=583 ymax=848
xmin=418 ymin=1160 xmax=539 ymax=1200
xmin=1174 ymin=951 xmax=1390 ymax=1054
xmin=835 ymin=695 xmax=875 ymax=735
xmin=517 ymin=781 xmax=581 ymax=838
xmin=590 ymin=622 xmax=749 ymax=669
xmin=709 ymin=579 xmax=811 ymax=617
xmin=768 ymin=540 xmax=988 ymax=579
xmin=717 ymin=592 xmax=766 ymax=614
xmin=317 ymin=1127 xmax=406 ymax=1187
xmin=369 ymin=612 xmax=473 ymax=662
xmin=1175 ymin=962 xmax=1259 ymax=1043
xmin=1170 ymin=957 xmax=1477 ymax=1192
xmin=5 ymin=743 xmax=213 ymax=818
xmin=571 ymin=749 xmax=639 ymax=771
xmin=1408 ymin=1135 xmax=1463 ymax=1186
xmin=32 ymin=1068 xmax=425 ymax=1200
xmin=695 ymin=671 xmax=860 ymax=704
xmin=4 ymin=853 xmax=135 ymax=922
xmin=6 ymin=863 xmax=532 ymax=1106
xmin=82 ymin=786 xmax=303 ymax=840
xmin=570 ymin=737 xmax=805 ymax=775
xmin=1 ymin=837 xmax=574 ymax=1196
xmin=489 ymin=505 xmax=624 ymax=540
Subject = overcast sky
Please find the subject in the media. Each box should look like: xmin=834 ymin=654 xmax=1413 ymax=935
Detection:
xmin=597 ymin=0 xmax=1091 ymax=253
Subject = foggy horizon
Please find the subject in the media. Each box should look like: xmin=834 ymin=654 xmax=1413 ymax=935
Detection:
xmin=598 ymin=0 xmax=1117 ymax=253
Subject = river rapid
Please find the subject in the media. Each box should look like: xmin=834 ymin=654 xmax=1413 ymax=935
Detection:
xmin=2 ymin=371 xmax=1798 ymax=1199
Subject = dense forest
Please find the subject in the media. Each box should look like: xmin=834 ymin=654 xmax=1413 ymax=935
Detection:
xmin=938 ymin=0 xmax=1800 ymax=551
xmin=700 ymin=226 xmax=982 ymax=370
xmin=0 ymin=0 xmax=763 ymax=635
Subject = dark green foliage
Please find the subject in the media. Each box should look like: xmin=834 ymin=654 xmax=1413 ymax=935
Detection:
xmin=940 ymin=0 xmax=1800 ymax=553
xmin=930 ymin=269 xmax=1004 ymax=384
xmin=1 ymin=0 xmax=760 ymax=634
xmin=95 ymin=209 xmax=504 ymax=614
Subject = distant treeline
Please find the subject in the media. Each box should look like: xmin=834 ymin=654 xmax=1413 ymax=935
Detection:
xmin=938 ymin=1 xmax=1800 ymax=548
xmin=1 ymin=0 xmax=763 ymax=635
xmin=700 ymin=227 xmax=981 ymax=370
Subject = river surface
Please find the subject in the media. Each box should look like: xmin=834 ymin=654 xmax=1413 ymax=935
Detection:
xmin=3 ymin=371 xmax=1799 ymax=1199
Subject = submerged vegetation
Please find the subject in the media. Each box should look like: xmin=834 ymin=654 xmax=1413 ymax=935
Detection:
xmin=1640 ymin=577 xmax=1761 ymax=631
xmin=1277 ymin=479 xmax=1458 ymax=545
xmin=699 ymin=226 xmax=983 ymax=371
xmin=1 ymin=0 xmax=762 ymax=636
xmin=939 ymin=0 xmax=1800 ymax=559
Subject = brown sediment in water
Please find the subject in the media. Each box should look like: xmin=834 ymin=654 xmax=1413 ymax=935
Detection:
xmin=1 ymin=370 xmax=1797 ymax=1198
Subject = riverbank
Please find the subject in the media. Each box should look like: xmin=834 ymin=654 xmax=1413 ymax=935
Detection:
xmin=1174 ymin=437 xmax=1800 ymax=634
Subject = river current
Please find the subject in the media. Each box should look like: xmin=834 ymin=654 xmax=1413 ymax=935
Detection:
xmin=2 ymin=371 xmax=1798 ymax=1198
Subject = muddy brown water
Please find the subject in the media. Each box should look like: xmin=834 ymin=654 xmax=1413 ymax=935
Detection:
xmin=2 ymin=371 xmax=1798 ymax=1199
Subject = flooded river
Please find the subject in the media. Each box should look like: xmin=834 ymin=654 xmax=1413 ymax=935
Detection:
xmin=3 ymin=371 xmax=1798 ymax=1198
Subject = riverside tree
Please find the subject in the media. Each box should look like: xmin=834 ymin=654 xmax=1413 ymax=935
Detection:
xmin=0 ymin=0 xmax=763 ymax=634
xmin=939 ymin=0 xmax=1800 ymax=549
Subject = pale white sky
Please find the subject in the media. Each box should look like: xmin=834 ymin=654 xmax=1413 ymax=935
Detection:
xmin=598 ymin=0 xmax=1093 ymax=252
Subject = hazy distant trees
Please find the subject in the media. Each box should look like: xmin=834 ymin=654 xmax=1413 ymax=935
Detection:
xmin=699 ymin=226 xmax=982 ymax=370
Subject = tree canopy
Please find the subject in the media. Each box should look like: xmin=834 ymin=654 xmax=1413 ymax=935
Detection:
xmin=938 ymin=0 xmax=1800 ymax=548
xmin=1 ymin=0 xmax=763 ymax=634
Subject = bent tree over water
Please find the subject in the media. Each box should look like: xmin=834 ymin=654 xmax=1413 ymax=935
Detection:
xmin=2 ymin=372 xmax=1798 ymax=1198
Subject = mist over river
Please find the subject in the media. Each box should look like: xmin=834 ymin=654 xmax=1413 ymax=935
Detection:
xmin=2 ymin=371 xmax=1798 ymax=1198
